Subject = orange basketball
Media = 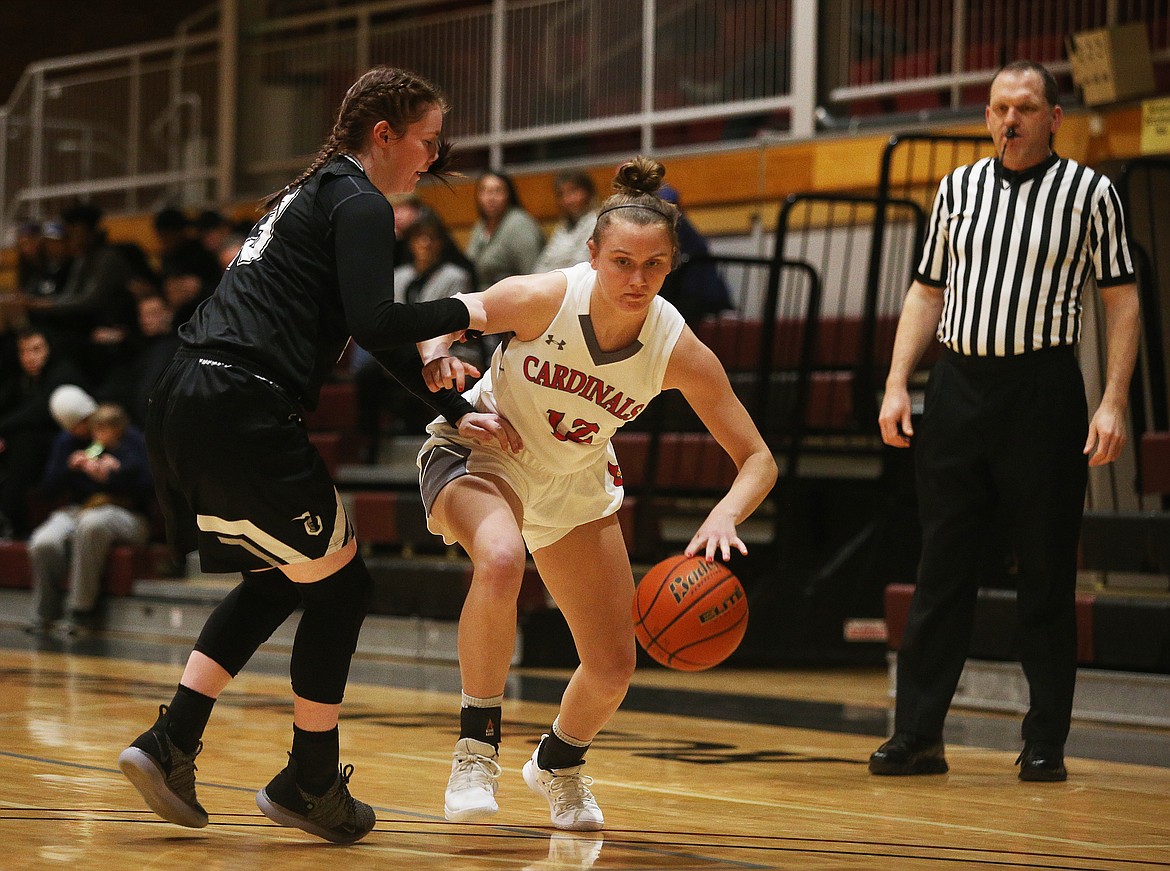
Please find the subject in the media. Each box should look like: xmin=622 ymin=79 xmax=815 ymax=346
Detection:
xmin=632 ymin=554 xmax=748 ymax=671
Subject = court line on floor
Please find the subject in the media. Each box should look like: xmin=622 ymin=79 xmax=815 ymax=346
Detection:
xmin=0 ymin=750 xmax=772 ymax=869
xmin=355 ymin=750 xmax=1170 ymax=860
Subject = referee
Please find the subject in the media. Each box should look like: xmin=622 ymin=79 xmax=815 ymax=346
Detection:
xmin=869 ymin=60 xmax=1141 ymax=782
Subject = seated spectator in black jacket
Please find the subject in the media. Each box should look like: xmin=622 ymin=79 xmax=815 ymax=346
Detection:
xmin=0 ymin=329 xmax=88 ymax=538
xmin=18 ymin=204 xmax=138 ymax=376
xmin=97 ymin=293 xmax=182 ymax=428
xmin=194 ymin=209 xmax=232 ymax=262
xmin=15 ymin=221 xmax=46 ymax=295
xmin=28 ymin=222 xmax=74 ymax=300
xmin=27 ymin=392 xmax=153 ymax=634
xmin=154 ymin=207 xmax=223 ymax=325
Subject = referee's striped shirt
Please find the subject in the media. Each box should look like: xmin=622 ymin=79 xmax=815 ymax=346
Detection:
xmin=915 ymin=153 xmax=1135 ymax=357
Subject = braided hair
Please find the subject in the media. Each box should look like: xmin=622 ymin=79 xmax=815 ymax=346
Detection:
xmin=591 ymin=156 xmax=680 ymax=256
xmin=265 ymin=66 xmax=455 ymax=209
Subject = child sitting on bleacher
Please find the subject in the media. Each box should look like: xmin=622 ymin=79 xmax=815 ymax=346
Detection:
xmin=25 ymin=388 xmax=152 ymax=634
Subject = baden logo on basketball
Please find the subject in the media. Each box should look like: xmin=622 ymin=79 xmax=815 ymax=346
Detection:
xmin=667 ymin=559 xmax=718 ymax=603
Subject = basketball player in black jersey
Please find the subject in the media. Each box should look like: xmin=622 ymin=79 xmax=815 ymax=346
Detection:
xmin=117 ymin=67 xmax=486 ymax=844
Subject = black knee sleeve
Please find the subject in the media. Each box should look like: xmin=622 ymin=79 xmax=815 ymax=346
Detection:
xmin=290 ymin=553 xmax=374 ymax=705
xmin=194 ymin=569 xmax=302 ymax=676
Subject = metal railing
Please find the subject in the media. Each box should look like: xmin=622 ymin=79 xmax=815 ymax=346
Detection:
xmin=0 ymin=7 xmax=222 ymax=242
xmin=3 ymin=0 xmax=1168 ymax=247
xmin=236 ymin=0 xmax=816 ymax=193
xmin=827 ymin=0 xmax=1170 ymax=118
xmin=1 ymin=0 xmax=821 ymax=244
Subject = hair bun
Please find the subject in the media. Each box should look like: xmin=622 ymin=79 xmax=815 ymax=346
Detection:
xmin=612 ymin=156 xmax=665 ymax=196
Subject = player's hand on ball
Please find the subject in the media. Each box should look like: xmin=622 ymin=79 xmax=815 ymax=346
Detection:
xmin=423 ymin=355 xmax=480 ymax=392
xmin=685 ymin=508 xmax=747 ymax=563
xmin=457 ymin=411 xmax=522 ymax=453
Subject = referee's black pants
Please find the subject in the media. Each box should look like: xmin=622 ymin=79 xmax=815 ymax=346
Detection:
xmin=894 ymin=346 xmax=1088 ymax=747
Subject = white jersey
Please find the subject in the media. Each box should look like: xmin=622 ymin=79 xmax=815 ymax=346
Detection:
xmin=463 ymin=261 xmax=685 ymax=474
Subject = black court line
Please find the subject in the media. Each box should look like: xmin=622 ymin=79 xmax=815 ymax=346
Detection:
xmin=3 ymin=802 xmax=1167 ymax=869
xmin=2 ymin=626 xmax=1169 ymax=768
xmin=0 ymin=749 xmax=768 ymax=869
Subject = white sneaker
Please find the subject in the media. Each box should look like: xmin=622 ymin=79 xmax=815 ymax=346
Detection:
xmin=522 ymin=747 xmax=604 ymax=832
xmin=444 ymin=738 xmax=502 ymax=821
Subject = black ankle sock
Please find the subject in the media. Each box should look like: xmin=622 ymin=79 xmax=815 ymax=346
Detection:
xmin=460 ymin=705 xmax=502 ymax=749
xmin=165 ymin=684 xmax=216 ymax=753
xmin=291 ymin=725 xmax=340 ymax=795
xmin=537 ymin=730 xmax=588 ymax=769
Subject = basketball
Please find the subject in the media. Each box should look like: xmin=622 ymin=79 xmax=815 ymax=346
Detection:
xmin=632 ymin=554 xmax=748 ymax=671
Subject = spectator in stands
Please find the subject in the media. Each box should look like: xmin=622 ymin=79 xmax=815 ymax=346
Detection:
xmin=18 ymin=203 xmax=137 ymax=373
xmin=214 ymin=219 xmax=255 ymax=272
xmin=353 ymin=212 xmax=478 ymax=459
xmin=0 ymin=329 xmax=87 ymax=538
xmin=870 ymin=61 xmax=1141 ymax=783
xmin=116 ymin=66 xmax=486 ymax=846
xmin=15 ymin=221 xmax=46 ymax=295
xmin=656 ymin=184 xmax=732 ymax=323
xmin=154 ymin=207 xmax=222 ymax=325
xmin=194 ymin=209 xmax=232 ymax=264
xmin=417 ymin=157 xmax=776 ymax=831
xmin=532 ymin=170 xmax=598 ymax=273
xmin=465 ymin=170 xmax=544 ymax=290
xmin=97 ymin=293 xmax=182 ymax=427
xmin=395 ymin=213 xmax=477 ymax=305
xmin=26 ymin=392 xmax=152 ymax=635
xmin=32 ymin=222 xmax=74 ymax=300
xmin=390 ymin=193 xmax=427 ymax=265
xmin=91 ymin=240 xmax=160 ymax=388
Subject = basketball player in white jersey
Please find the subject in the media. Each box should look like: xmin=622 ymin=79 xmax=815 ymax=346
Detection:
xmin=416 ymin=157 xmax=777 ymax=831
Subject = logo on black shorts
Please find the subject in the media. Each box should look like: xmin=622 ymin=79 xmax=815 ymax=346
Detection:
xmin=294 ymin=511 xmax=323 ymax=536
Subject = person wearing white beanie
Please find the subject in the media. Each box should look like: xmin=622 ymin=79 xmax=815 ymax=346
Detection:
xmin=48 ymin=384 xmax=97 ymax=434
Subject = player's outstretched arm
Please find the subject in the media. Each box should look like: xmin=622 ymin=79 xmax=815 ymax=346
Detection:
xmin=471 ymin=271 xmax=567 ymax=341
xmin=663 ymin=327 xmax=778 ymax=563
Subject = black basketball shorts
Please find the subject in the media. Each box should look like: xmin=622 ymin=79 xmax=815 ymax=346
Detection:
xmin=147 ymin=352 xmax=353 ymax=573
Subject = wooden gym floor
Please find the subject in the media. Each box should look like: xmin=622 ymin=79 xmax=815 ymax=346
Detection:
xmin=1 ymin=626 xmax=1168 ymax=870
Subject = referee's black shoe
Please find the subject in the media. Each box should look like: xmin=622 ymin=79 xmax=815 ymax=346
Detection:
xmin=256 ymin=755 xmax=376 ymax=844
xmin=868 ymin=733 xmax=949 ymax=775
xmin=1016 ymin=742 xmax=1067 ymax=782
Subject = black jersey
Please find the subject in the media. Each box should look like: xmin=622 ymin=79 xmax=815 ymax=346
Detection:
xmin=180 ymin=155 xmax=469 ymax=410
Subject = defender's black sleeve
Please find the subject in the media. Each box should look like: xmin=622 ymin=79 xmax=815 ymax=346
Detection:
xmin=332 ymin=190 xmax=470 ymax=350
xmin=372 ymin=344 xmax=477 ymax=427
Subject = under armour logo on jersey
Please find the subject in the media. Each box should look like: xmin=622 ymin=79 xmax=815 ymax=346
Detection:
xmin=294 ymin=511 xmax=323 ymax=536
xmin=545 ymin=335 xmax=566 ymax=350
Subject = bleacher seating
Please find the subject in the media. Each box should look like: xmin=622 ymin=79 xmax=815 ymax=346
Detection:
xmin=304 ymin=381 xmax=364 ymax=476
xmin=1140 ymin=431 xmax=1170 ymax=496
xmin=0 ymin=539 xmax=172 ymax=596
xmin=363 ymin=555 xmax=549 ymax=619
xmin=884 ymin=582 xmax=1170 ymax=674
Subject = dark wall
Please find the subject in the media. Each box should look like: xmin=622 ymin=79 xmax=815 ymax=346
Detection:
xmin=0 ymin=0 xmax=211 ymax=104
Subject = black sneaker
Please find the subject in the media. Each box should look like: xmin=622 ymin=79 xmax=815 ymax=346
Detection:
xmin=118 ymin=705 xmax=209 ymax=827
xmin=256 ymin=755 xmax=376 ymax=844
